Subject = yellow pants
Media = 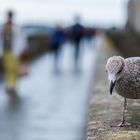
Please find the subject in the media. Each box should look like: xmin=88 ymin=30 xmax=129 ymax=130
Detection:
xmin=3 ymin=51 xmax=18 ymax=89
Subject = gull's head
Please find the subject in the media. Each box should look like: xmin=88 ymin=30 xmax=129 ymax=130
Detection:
xmin=106 ymin=56 xmax=125 ymax=95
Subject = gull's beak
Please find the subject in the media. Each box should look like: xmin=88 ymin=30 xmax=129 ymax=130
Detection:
xmin=109 ymin=80 xmax=116 ymax=95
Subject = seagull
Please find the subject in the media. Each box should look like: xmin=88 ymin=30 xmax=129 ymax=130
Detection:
xmin=106 ymin=56 xmax=140 ymax=127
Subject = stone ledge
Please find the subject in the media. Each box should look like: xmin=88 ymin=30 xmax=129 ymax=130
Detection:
xmin=86 ymin=35 xmax=140 ymax=140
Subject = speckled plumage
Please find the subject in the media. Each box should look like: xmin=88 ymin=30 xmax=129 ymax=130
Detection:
xmin=106 ymin=56 xmax=140 ymax=126
xmin=106 ymin=56 xmax=140 ymax=99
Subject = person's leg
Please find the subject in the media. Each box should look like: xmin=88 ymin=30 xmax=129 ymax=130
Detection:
xmin=4 ymin=51 xmax=17 ymax=93
xmin=54 ymin=44 xmax=60 ymax=72
xmin=74 ymin=41 xmax=80 ymax=69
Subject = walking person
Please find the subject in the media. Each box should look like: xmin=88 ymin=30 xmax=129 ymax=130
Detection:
xmin=70 ymin=15 xmax=84 ymax=70
xmin=0 ymin=10 xmax=27 ymax=93
xmin=51 ymin=25 xmax=65 ymax=72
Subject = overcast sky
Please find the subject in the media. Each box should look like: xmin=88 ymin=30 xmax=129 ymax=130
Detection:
xmin=0 ymin=0 xmax=129 ymax=27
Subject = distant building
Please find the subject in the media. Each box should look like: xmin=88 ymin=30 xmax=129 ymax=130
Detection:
xmin=127 ymin=0 xmax=140 ymax=33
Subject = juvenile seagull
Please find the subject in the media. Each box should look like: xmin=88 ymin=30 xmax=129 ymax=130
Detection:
xmin=106 ymin=56 xmax=140 ymax=127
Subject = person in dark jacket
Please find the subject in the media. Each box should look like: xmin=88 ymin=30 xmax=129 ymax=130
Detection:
xmin=51 ymin=25 xmax=64 ymax=72
xmin=70 ymin=15 xmax=84 ymax=69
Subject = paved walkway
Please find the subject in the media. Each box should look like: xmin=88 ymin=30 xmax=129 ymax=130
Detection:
xmin=0 ymin=40 xmax=97 ymax=140
xmin=86 ymin=35 xmax=140 ymax=140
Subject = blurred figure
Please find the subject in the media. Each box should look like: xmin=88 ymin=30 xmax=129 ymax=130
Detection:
xmin=0 ymin=10 xmax=27 ymax=93
xmin=84 ymin=27 xmax=96 ymax=48
xmin=70 ymin=15 xmax=84 ymax=70
xmin=51 ymin=25 xmax=65 ymax=72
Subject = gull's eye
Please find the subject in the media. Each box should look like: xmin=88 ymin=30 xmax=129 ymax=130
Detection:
xmin=105 ymin=69 xmax=107 ymax=73
xmin=117 ymin=69 xmax=122 ymax=74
